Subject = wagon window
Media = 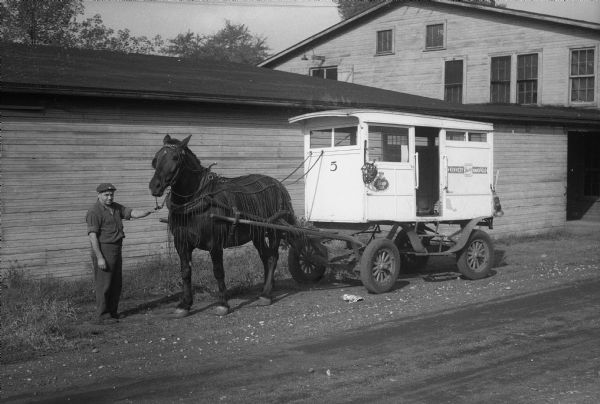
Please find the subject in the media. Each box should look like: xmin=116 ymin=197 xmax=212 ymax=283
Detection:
xmin=333 ymin=127 xmax=357 ymax=147
xmin=310 ymin=129 xmax=332 ymax=148
xmin=369 ymin=125 xmax=408 ymax=162
xmin=469 ymin=132 xmax=487 ymax=142
xmin=446 ymin=131 xmax=466 ymax=141
xmin=310 ymin=127 xmax=357 ymax=149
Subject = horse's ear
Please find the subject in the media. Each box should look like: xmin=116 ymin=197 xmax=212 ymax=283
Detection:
xmin=180 ymin=135 xmax=192 ymax=148
xmin=163 ymin=134 xmax=172 ymax=144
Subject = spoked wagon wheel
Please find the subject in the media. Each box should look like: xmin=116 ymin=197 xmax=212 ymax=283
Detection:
xmin=360 ymin=239 xmax=401 ymax=294
xmin=288 ymin=240 xmax=328 ymax=283
xmin=456 ymin=230 xmax=494 ymax=280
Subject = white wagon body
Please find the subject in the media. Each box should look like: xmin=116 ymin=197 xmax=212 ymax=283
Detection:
xmin=290 ymin=109 xmax=495 ymax=224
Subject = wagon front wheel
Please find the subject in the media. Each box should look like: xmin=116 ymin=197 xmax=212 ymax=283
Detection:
xmin=456 ymin=229 xmax=494 ymax=280
xmin=288 ymin=240 xmax=328 ymax=283
xmin=360 ymin=238 xmax=401 ymax=294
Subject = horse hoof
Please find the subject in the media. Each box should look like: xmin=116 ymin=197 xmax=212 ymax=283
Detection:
xmin=257 ymin=296 xmax=272 ymax=306
xmin=214 ymin=305 xmax=230 ymax=316
xmin=174 ymin=308 xmax=190 ymax=318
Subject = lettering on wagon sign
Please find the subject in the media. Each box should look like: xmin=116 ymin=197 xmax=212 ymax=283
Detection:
xmin=448 ymin=164 xmax=487 ymax=177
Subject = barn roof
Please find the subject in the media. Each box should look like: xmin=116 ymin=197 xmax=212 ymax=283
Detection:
xmin=2 ymin=43 xmax=600 ymax=127
xmin=259 ymin=0 xmax=600 ymax=68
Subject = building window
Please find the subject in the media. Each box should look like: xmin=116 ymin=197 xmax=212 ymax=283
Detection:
xmin=376 ymin=29 xmax=393 ymax=55
xmin=570 ymin=48 xmax=595 ymax=103
xmin=310 ymin=66 xmax=338 ymax=80
xmin=517 ymin=53 xmax=538 ymax=104
xmin=444 ymin=60 xmax=463 ymax=103
xmin=490 ymin=56 xmax=511 ymax=103
xmin=425 ymin=23 xmax=444 ymax=50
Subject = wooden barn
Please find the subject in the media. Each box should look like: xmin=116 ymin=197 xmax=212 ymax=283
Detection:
xmin=260 ymin=0 xmax=600 ymax=222
xmin=2 ymin=44 xmax=599 ymax=279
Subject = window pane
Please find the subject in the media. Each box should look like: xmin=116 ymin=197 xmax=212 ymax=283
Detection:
xmin=369 ymin=126 xmax=408 ymax=162
xmin=310 ymin=69 xmax=324 ymax=78
xmin=445 ymin=60 xmax=463 ymax=103
xmin=333 ymin=127 xmax=357 ymax=147
xmin=446 ymin=131 xmax=465 ymax=141
xmin=517 ymin=54 xmax=538 ymax=104
xmin=310 ymin=129 xmax=331 ymax=148
xmin=426 ymin=24 xmax=444 ymax=48
xmin=491 ymin=56 xmax=511 ymax=103
xmin=570 ymin=48 xmax=595 ymax=102
xmin=377 ymin=29 xmax=392 ymax=54
xmin=469 ymin=132 xmax=487 ymax=142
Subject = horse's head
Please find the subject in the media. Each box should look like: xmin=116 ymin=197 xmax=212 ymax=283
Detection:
xmin=149 ymin=134 xmax=192 ymax=197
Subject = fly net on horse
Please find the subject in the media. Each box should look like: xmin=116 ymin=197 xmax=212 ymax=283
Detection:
xmin=152 ymin=136 xmax=297 ymax=248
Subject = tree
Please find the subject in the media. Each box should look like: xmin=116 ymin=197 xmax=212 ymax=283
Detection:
xmin=0 ymin=0 xmax=83 ymax=45
xmin=333 ymin=0 xmax=386 ymax=20
xmin=334 ymin=0 xmax=499 ymax=20
xmin=163 ymin=20 xmax=270 ymax=65
xmin=72 ymin=14 xmax=163 ymax=54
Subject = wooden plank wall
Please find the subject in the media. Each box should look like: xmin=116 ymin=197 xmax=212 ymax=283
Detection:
xmin=490 ymin=124 xmax=568 ymax=237
xmin=273 ymin=2 xmax=600 ymax=107
xmin=1 ymin=100 xmax=306 ymax=279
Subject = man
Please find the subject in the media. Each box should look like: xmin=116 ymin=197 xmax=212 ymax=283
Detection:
xmin=86 ymin=183 xmax=153 ymax=325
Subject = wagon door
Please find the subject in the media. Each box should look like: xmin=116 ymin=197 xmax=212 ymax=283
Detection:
xmin=304 ymin=125 xmax=365 ymax=222
xmin=365 ymin=124 xmax=416 ymax=221
xmin=440 ymin=129 xmax=494 ymax=220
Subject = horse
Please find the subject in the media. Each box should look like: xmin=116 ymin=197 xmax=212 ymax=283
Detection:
xmin=149 ymin=134 xmax=297 ymax=317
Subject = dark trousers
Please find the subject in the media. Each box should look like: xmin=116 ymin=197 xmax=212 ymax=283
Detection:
xmin=91 ymin=243 xmax=123 ymax=319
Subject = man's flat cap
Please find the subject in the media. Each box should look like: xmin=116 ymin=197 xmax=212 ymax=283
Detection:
xmin=96 ymin=183 xmax=117 ymax=193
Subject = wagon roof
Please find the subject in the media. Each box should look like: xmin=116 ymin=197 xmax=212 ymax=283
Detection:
xmin=2 ymin=43 xmax=600 ymax=127
xmin=290 ymin=109 xmax=494 ymax=131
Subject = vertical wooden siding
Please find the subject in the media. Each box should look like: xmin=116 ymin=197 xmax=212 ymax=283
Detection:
xmin=273 ymin=3 xmax=600 ymax=107
xmin=490 ymin=124 xmax=568 ymax=237
xmin=1 ymin=102 xmax=306 ymax=279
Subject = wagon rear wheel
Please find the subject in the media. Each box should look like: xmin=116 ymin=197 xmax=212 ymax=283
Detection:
xmin=456 ymin=229 xmax=494 ymax=280
xmin=288 ymin=240 xmax=328 ymax=283
xmin=360 ymin=238 xmax=401 ymax=294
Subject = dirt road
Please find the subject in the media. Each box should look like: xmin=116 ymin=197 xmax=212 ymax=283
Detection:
xmin=2 ymin=222 xmax=599 ymax=403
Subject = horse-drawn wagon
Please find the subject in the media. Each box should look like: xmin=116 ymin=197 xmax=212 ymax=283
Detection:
xmin=282 ymin=109 xmax=503 ymax=293
xmin=150 ymin=108 xmax=502 ymax=316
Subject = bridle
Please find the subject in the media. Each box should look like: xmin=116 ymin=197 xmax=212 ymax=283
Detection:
xmin=152 ymin=143 xmax=218 ymax=210
xmin=153 ymin=143 xmax=184 ymax=210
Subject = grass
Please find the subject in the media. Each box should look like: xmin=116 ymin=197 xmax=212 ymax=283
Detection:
xmin=0 ymin=246 xmax=295 ymax=362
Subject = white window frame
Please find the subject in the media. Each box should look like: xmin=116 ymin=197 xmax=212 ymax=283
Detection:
xmin=442 ymin=56 xmax=466 ymax=103
xmin=569 ymin=45 xmax=597 ymax=105
xmin=375 ymin=28 xmax=395 ymax=56
xmin=516 ymin=52 xmax=541 ymax=105
xmin=424 ymin=21 xmax=446 ymax=51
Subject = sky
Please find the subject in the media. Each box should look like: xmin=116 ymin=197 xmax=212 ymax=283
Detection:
xmin=82 ymin=0 xmax=600 ymax=54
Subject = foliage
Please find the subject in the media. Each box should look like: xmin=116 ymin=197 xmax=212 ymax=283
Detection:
xmin=0 ymin=0 xmax=83 ymax=45
xmin=70 ymin=14 xmax=164 ymax=54
xmin=333 ymin=0 xmax=500 ymax=20
xmin=1 ymin=1 xmax=270 ymax=63
xmin=333 ymin=0 xmax=386 ymax=20
xmin=162 ymin=20 xmax=270 ymax=64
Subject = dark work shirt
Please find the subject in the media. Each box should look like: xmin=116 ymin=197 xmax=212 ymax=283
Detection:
xmin=86 ymin=201 xmax=132 ymax=244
